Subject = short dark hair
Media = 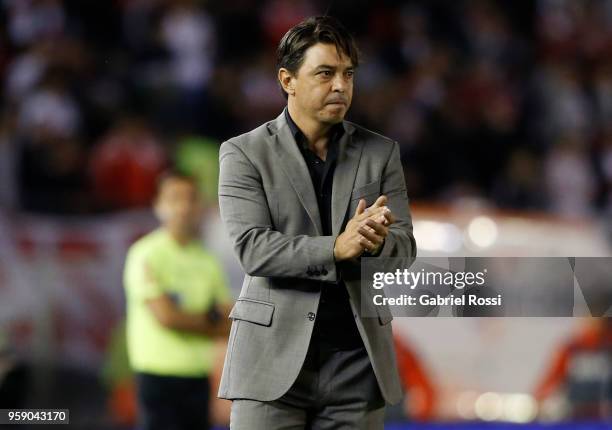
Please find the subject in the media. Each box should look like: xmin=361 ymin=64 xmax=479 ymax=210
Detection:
xmin=155 ymin=169 xmax=197 ymax=198
xmin=276 ymin=16 xmax=360 ymax=99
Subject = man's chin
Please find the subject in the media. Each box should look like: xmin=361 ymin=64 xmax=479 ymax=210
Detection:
xmin=320 ymin=107 xmax=348 ymax=123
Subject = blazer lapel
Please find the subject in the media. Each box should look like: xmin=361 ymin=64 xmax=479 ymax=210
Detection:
xmin=269 ymin=112 xmax=323 ymax=235
xmin=331 ymin=125 xmax=362 ymax=236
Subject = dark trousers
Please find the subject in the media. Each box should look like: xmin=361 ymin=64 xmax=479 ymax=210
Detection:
xmin=230 ymin=340 xmax=386 ymax=429
xmin=136 ymin=372 xmax=210 ymax=430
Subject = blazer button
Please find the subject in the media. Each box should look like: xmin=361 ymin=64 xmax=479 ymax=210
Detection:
xmin=307 ymin=312 xmax=316 ymax=321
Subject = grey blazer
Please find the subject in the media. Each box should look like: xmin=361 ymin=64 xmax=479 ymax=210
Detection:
xmin=217 ymin=110 xmax=417 ymax=405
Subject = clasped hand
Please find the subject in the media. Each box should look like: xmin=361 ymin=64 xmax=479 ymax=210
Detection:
xmin=333 ymin=195 xmax=396 ymax=261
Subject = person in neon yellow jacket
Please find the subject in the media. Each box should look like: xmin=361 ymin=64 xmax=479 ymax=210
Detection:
xmin=123 ymin=171 xmax=233 ymax=430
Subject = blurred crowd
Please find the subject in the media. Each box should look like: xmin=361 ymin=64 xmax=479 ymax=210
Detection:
xmin=1 ymin=0 xmax=612 ymax=218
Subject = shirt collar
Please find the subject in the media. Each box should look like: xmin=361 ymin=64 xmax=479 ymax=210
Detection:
xmin=284 ymin=107 xmax=345 ymax=150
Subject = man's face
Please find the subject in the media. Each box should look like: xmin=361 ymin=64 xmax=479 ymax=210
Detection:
xmin=290 ymin=43 xmax=354 ymax=124
xmin=155 ymin=178 xmax=202 ymax=233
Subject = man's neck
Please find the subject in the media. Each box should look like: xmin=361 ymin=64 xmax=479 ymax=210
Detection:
xmin=165 ymin=227 xmax=195 ymax=247
xmin=287 ymin=103 xmax=333 ymax=156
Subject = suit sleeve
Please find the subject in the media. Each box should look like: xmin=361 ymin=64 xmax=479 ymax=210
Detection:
xmin=376 ymin=141 xmax=417 ymax=260
xmin=218 ymin=140 xmax=338 ymax=282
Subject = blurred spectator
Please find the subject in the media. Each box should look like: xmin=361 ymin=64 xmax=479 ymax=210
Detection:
xmin=160 ymin=0 xmax=215 ymax=92
xmin=238 ymin=51 xmax=286 ymax=127
xmin=4 ymin=0 xmax=66 ymax=47
xmin=533 ymin=63 xmax=593 ymax=142
xmin=17 ymin=68 xmax=80 ymax=141
xmin=89 ymin=117 xmax=167 ymax=211
xmin=123 ymin=171 xmax=232 ymax=430
xmin=4 ymin=42 xmax=48 ymax=102
xmin=544 ymin=133 xmax=597 ymax=217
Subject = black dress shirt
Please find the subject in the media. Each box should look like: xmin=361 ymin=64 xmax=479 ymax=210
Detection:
xmin=285 ymin=108 xmax=363 ymax=350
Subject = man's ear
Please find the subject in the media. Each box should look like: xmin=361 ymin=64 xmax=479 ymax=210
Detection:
xmin=278 ymin=68 xmax=295 ymax=96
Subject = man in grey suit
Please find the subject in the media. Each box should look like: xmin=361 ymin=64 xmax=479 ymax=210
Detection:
xmin=218 ymin=15 xmax=417 ymax=429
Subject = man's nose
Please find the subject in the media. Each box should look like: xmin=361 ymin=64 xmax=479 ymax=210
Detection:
xmin=177 ymin=202 xmax=192 ymax=215
xmin=331 ymin=73 xmax=348 ymax=92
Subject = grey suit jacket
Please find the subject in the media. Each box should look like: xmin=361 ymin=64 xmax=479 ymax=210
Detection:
xmin=217 ymin=110 xmax=417 ymax=405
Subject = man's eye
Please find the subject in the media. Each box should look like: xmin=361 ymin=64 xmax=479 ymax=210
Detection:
xmin=319 ymin=71 xmax=332 ymax=77
xmin=346 ymin=70 xmax=354 ymax=78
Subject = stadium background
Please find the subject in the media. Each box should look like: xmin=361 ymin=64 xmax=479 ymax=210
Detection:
xmin=0 ymin=0 xmax=611 ymax=428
